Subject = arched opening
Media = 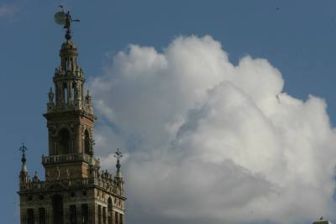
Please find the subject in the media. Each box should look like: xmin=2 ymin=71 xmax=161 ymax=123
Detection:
xmin=63 ymin=82 xmax=68 ymax=104
xmin=69 ymin=205 xmax=77 ymax=224
xmin=81 ymin=204 xmax=89 ymax=224
xmin=39 ymin=207 xmax=46 ymax=224
xmin=57 ymin=128 xmax=71 ymax=154
xmin=103 ymin=207 xmax=107 ymax=224
xmin=98 ymin=205 xmax=102 ymax=224
xmin=108 ymin=197 xmax=112 ymax=211
xmin=84 ymin=130 xmax=91 ymax=155
xmin=108 ymin=197 xmax=112 ymax=224
xmin=72 ymin=81 xmax=77 ymax=101
xmin=52 ymin=194 xmax=64 ymax=224
xmin=115 ymin=212 xmax=119 ymax=224
xmin=27 ymin=208 xmax=34 ymax=224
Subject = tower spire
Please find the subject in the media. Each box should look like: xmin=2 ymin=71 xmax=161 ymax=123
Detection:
xmin=19 ymin=143 xmax=28 ymax=172
xmin=18 ymin=9 xmax=126 ymax=224
xmin=47 ymin=7 xmax=92 ymax=114
xmin=19 ymin=143 xmax=28 ymax=185
xmin=114 ymin=148 xmax=123 ymax=178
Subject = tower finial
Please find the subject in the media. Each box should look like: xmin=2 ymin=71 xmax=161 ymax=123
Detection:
xmin=19 ymin=143 xmax=28 ymax=173
xmin=54 ymin=6 xmax=80 ymax=40
xmin=114 ymin=148 xmax=123 ymax=178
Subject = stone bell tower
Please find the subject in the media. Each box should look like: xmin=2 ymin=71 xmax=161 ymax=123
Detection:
xmin=18 ymin=9 xmax=126 ymax=224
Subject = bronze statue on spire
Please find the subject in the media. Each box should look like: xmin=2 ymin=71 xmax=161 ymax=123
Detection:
xmin=54 ymin=6 xmax=80 ymax=40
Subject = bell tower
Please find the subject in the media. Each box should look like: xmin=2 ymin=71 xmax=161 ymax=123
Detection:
xmin=43 ymin=10 xmax=95 ymax=181
xmin=18 ymin=8 xmax=126 ymax=224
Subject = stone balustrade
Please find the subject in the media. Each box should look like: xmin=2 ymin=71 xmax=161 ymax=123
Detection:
xmin=42 ymin=153 xmax=98 ymax=166
xmin=20 ymin=172 xmax=123 ymax=196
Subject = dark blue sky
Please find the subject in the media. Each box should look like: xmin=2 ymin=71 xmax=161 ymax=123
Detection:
xmin=1 ymin=0 xmax=336 ymax=223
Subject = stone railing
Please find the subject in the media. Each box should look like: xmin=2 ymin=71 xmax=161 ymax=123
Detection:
xmin=46 ymin=103 xmax=94 ymax=118
xmin=19 ymin=175 xmax=123 ymax=196
xmin=42 ymin=153 xmax=98 ymax=166
xmin=19 ymin=177 xmax=92 ymax=192
xmin=47 ymin=102 xmax=79 ymax=112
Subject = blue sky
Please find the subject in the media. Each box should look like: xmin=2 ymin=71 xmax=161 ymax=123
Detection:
xmin=2 ymin=0 xmax=336 ymax=223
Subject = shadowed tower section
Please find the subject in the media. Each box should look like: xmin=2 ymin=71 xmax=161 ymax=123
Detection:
xmin=18 ymin=8 xmax=126 ymax=224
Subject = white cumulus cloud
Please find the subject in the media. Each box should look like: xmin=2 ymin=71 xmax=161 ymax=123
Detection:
xmin=90 ymin=35 xmax=336 ymax=224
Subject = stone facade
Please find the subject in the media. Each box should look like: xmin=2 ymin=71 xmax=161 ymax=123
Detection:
xmin=18 ymin=12 xmax=125 ymax=224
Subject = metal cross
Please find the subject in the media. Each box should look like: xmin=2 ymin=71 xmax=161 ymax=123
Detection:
xmin=19 ymin=143 xmax=27 ymax=164
xmin=19 ymin=143 xmax=27 ymax=154
xmin=114 ymin=148 xmax=123 ymax=160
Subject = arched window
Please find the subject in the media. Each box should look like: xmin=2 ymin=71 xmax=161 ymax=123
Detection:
xmin=107 ymin=197 xmax=112 ymax=224
xmin=108 ymin=197 xmax=112 ymax=211
xmin=63 ymin=82 xmax=68 ymax=104
xmin=115 ymin=212 xmax=119 ymax=224
xmin=103 ymin=207 xmax=106 ymax=224
xmin=98 ymin=205 xmax=102 ymax=224
xmin=39 ymin=207 xmax=46 ymax=224
xmin=58 ymin=128 xmax=71 ymax=154
xmin=72 ymin=81 xmax=78 ymax=101
xmin=84 ymin=130 xmax=91 ymax=155
xmin=69 ymin=205 xmax=77 ymax=224
xmin=81 ymin=204 xmax=89 ymax=224
xmin=52 ymin=195 xmax=64 ymax=224
xmin=120 ymin=213 xmax=123 ymax=224
xmin=27 ymin=208 xmax=34 ymax=224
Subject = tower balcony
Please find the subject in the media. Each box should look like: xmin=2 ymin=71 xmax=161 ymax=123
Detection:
xmin=19 ymin=175 xmax=125 ymax=198
xmin=42 ymin=153 xmax=99 ymax=166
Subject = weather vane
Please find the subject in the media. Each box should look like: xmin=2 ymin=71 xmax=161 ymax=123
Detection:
xmin=54 ymin=5 xmax=80 ymax=40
